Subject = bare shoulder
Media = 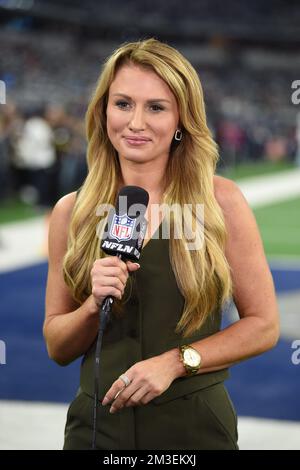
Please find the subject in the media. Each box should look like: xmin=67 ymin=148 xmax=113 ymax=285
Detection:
xmin=213 ymin=174 xmax=245 ymax=214
xmin=49 ymin=191 xmax=77 ymax=235
xmin=213 ymin=174 xmax=260 ymax=243
xmin=51 ymin=191 xmax=77 ymax=222
xmin=48 ymin=192 xmax=77 ymax=266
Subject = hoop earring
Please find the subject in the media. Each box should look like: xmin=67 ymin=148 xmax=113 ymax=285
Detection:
xmin=174 ymin=129 xmax=182 ymax=141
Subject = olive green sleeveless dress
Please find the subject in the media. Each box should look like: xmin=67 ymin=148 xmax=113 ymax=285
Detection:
xmin=63 ymin=230 xmax=239 ymax=450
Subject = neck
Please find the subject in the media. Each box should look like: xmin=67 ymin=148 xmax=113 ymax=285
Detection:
xmin=118 ymin=158 xmax=168 ymax=198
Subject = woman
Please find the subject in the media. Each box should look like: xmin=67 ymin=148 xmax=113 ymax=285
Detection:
xmin=43 ymin=38 xmax=279 ymax=450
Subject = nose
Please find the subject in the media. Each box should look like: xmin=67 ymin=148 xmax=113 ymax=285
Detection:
xmin=128 ymin=105 xmax=146 ymax=132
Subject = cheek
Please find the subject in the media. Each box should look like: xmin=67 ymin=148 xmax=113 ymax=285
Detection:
xmin=156 ymin=118 xmax=176 ymax=143
xmin=106 ymin=108 xmax=125 ymax=137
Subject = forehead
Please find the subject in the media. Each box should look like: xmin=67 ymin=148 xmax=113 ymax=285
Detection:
xmin=109 ymin=63 xmax=176 ymax=101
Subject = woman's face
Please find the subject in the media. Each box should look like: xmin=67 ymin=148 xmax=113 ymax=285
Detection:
xmin=106 ymin=63 xmax=179 ymax=165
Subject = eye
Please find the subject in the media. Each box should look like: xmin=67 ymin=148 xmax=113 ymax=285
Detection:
xmin=150 ymin=104 xmax=164 ymax=112
xmin=115 ymin=100 xmax=130 ymax=109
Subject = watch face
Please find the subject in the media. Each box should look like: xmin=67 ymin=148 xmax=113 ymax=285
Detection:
xmin=183 ymin=348 xmax=201 ymax=367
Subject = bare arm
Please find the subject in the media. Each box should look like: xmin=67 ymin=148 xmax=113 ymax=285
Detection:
xmin=43 ymin=193 xmax=139 ymax=366
xmin=163 ymin=176 xmax=280 ymax=378
xmin=43 ymin=193 xmax=100 ymax=366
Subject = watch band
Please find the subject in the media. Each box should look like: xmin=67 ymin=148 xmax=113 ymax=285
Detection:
xmin=179 ymin=345 xmax=201 ymax=376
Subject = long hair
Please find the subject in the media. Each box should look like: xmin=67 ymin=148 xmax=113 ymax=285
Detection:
xmin=63 ymin=38 xmax=232 ymax=338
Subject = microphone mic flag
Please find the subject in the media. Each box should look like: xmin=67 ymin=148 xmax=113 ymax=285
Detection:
xmin=101 ymin=186 xmax=149 ymax=262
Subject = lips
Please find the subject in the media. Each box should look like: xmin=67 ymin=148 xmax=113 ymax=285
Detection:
xmin=123 ymin=136 xmax=151 ymax=145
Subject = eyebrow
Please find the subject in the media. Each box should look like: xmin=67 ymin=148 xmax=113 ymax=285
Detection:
xmin=112 ymin=93 xmax=171 ymax=103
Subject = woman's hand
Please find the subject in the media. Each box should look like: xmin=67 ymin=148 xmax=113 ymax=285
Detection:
xmin=102 ymin=354 xmax=178 ymax=413
xmin=91 ymin=256 xmax=140 ymax=307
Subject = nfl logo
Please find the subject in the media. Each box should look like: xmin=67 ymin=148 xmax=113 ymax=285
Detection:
xmin=110 ymin=214 xmax=136 ymax=242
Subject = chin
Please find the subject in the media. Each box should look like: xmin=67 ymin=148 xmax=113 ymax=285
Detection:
xmin=121 ymin=153 xmax=149 ymax=163
xmin=117 ymin=146 xmax=148 ymax=162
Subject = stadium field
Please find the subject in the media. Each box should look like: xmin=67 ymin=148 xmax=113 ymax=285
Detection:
xmin=253 ymin=196 xmax=300 ymax=258
xmin=0 ymin=199 xmax=44 ymax=225
xmin=219 ymin=160 xmax=296 ymax=181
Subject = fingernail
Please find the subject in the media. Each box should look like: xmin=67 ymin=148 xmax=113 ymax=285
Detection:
xmin=133 ymin=263 xmax=140 ymax=268
xmin=102 ymin=397 xmax=109 ymax=406
xmin=109 ymin=406 xmax=116 ymax=414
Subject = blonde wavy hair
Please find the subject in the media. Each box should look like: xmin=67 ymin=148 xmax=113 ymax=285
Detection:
xmin=63 ymin=38 xmax=232 ymax=338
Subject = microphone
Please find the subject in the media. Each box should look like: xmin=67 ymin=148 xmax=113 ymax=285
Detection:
xmin=101 ymin=185 xmax=149 ymax=261
xmin=100 ymin=185 xmax=149 ymax=310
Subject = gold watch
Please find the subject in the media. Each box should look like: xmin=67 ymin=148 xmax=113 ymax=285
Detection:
xmin=179 ymin=345 xmax=202 ymax=376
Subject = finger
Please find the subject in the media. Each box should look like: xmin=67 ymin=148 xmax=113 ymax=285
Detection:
xmin=102 ymin=377 xmax=133 ymax=406
xmin=126 ymin=261 xmax=140 ymax=272
xmin=123 ymin=386 xmax=149 ymax=408
xmin=113 ymin=387 xmax=126 ymax=401
xmin=111 ymin=383 xmax=149 ymax=412
xmin=101 ymin=256 xmax=128 ymax=274
xmin=101 ymin=267 xmax=128 ymax=284
xmin=92 ymin=285 xmax=122 ymax=300
xmin=97 ymin=276 xmax=125 ymax=293
xmin=139 ymin=391 xmax=154 ymax=405
xmin=109 ymin=385 xmax=137 ymax=413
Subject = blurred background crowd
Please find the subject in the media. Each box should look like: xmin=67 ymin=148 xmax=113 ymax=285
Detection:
xmin=0 ymin=0 xmax=299 ymax=210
